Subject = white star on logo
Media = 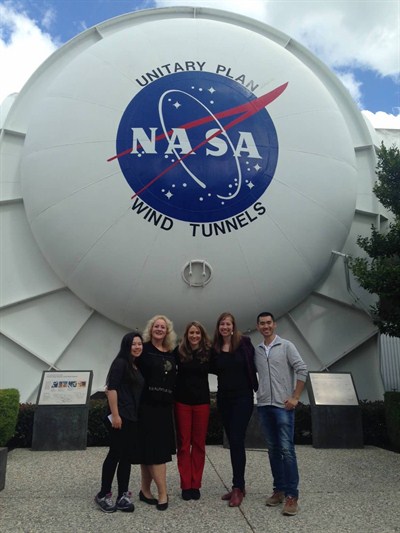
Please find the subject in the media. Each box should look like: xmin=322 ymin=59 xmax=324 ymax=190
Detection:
xmin=247 ymin=182 xmax=255 ymax=190
xmin=208 ymin=87 xmax=216 ymax=94
xmin=173 ymin=101 xmax=181 ymax=109
xmin=254 ymin=164 xmax=261 ymax=171
xmin=165 ymin=191 xmax=173 ymax=199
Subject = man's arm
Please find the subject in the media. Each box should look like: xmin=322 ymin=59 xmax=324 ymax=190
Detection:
xmin=284 ymin=379 xmax=305 ymax=410
xmin=285 ymin=341 xmax=308 ymax=409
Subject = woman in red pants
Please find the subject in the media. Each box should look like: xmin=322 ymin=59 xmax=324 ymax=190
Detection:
xmin=174 ymin=321 xmax=211 ymax=501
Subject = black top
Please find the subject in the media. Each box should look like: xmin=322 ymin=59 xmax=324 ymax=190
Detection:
xmin=210 ymin=337 xmax=257 ymax=399
xmin=107 ymin=357 xmax=144 ymax=422
xmin=174 ymin=347 xmax=210 ymax=405
xmin=137 ymin=342 xmax=177 ymax=405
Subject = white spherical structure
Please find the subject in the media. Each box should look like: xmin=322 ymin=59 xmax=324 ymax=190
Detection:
xmin=20 ymin=13 xmax=356 ymax=332
xmin=0 ymin=8 xmax=384 ymax=401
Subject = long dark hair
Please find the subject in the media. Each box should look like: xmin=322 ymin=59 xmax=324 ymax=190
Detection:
xmin=212 ymin=312 xmax=242 ymax=353
xmin=178 ymin=321 xmax=211 ymax=362
xmin=106 ymin=331 xmax=143 ymax=385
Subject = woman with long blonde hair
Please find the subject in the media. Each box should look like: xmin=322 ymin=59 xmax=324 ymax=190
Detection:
xmin=136 ymin=315 xmax=177 ymax=511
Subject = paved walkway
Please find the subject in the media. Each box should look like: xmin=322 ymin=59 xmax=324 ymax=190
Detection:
xmin=1 ymin=445 xmax=399 ymax=533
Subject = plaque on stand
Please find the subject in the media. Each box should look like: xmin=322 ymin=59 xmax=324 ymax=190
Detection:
xmin=307 ymin=372 xmax=363 ymax=448
xmin=32 ymin=371 xmax=93 ymax=451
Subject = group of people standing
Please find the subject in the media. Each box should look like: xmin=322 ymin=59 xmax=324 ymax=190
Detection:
xmin=95 ymin=311 xmax=307 ymax=517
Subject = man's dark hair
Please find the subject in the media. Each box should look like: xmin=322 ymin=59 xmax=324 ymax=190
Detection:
xmin=257 ymin=311 xmax=275 ymax=323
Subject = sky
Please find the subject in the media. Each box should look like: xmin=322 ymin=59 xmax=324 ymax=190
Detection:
xmin=0 ymin=0 xmax=399 ymax=129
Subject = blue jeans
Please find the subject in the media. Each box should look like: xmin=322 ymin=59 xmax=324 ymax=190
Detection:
xmin=218 ymin=394 xmax=253 ymax=491
xmin=257 ymin=406 xmax=299 ymax=498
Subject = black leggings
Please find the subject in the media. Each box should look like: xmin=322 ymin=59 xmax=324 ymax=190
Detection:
xmin=100 ymin=418 xmax=137 ymax=498
xmin=217 ymin=394 xmax=253 ymax=491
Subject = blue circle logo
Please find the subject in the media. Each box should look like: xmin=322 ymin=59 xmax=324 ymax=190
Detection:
xmin=115 ymin=71 xmax=285 ymax=223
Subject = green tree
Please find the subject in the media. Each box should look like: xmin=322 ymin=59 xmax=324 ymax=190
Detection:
xmin=349 ymin=143 xmax=400 ymax=337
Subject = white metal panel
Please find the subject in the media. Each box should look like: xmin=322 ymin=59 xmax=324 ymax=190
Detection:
xmin=53 ymin=313 xmax=130 ymax=395
xmin=24 ymin=171 xmax=132 ymax=282
xmin=0 ymin=203 xmax=64 ymax=308
xmin=330 ymin=336 xmax=383 ymax=401
xmin=0 ymin=94 xmax=17 ymax=128
xmin=2 ymin=31 xmax=103 ymax=134
xmin=380 ymin=335 xmax=400 ymax=391
xmin=354 ymin=148 xmax=381 ymax=214
xmin=289 ymin=293 xmax=377 ymax=368
xmin=314 ymin=255 xmax=359 ymax=306
xmin=0 ymin=335 xmax=47 ymax=402
xmin=0 ymin=290 xmax=93 ymax=366
xmin=0 ymin=131 xmax=24 ymax=203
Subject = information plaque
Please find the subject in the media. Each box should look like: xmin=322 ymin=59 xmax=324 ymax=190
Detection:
xmin=32 ymin=370 xmax=93 ymax=450
xmin=308 ymin=372 xmax=359 ymax=406
xmin=37 ymin=371 xmax=92 ymax=406
xmin=307 ymin=371 xmax=363 ymax=448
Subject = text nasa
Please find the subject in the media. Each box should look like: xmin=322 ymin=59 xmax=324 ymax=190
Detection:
xmin=130 ymin=121 xmax=267 ymax=237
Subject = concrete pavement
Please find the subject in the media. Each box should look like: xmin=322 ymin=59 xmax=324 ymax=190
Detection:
xmin=1 ymin=445 xmax=399 ymax=533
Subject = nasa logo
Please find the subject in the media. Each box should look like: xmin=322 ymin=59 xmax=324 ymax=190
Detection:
xmin=113 ymin=71 xmax=287 ymax=224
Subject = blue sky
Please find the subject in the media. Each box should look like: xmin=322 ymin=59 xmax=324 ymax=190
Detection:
xmin=0 ymin=0 xmax=399 ymax=127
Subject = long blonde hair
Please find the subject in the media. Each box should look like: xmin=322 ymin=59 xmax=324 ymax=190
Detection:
xmin=143 ymin=314 xmax=177 ymax=352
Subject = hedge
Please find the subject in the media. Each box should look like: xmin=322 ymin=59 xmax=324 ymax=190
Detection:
xmin=0 ymin=389 xmax=20 ymax=447
xmin=7 ymin=398 xmax=396 ymax=452
xmin=384 ymin=391 xmax=400 ymax=452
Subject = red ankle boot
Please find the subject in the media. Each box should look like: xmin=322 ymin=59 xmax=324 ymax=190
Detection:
xmin=229 ymin=488 xmax=244 ymax=507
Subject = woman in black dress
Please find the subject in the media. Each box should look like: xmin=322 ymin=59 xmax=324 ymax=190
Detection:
xmin=137 ymin=315 xmax=177 ymax=511
xmin=95 ymin=332 xmax=144 ymax=513
xmin=210 ymin=312 xmax=258 ymax=508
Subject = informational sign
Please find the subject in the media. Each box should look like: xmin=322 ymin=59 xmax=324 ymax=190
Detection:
xmin=308 ymin=372 xmax=359 ymax=406
xmin=37 ymin=371 xmax=92 ymax=406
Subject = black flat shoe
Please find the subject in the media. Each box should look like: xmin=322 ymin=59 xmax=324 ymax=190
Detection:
xmin=181 ymin=489 xmax=192 ymax=501
xmin=139 ymin=490 xmax=157 ymax=505
xmin=191 ymin=489 xmax=201 ymax=500
xmin=156 ymin=497 xmax=169 ymax=511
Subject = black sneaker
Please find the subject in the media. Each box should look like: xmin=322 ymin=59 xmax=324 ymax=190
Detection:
xmin=181 ymin=489 xmax=192 ymax=500
xmin=116 ymin=491 xmax=135 ymax=512
xmin=95 ymin=492 xmax=116 ymax=513
xmin=191 ymin=489 xmax=201 ymax=500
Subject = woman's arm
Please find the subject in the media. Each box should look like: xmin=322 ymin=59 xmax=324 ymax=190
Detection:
xmin=107 ymin=389 xmax=122 ymax=429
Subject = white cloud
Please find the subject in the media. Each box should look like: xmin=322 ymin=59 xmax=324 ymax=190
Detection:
xmin=271 ymin=1 xmax=399 ymax=78
xmin=41 ymin=7 xmax=56 ymax=31
xmin=1 ymin=0 xmax=398 ymax=130
xmin=362 ymin=110 xmax=400 ymax=130
xmin=154 ymin=0 xmax=399 ymax=127
xmin=0 ymin=3 xmax=57 ymax=105
xmin=156 ymin=0 xmax=399 ymax=78
xmin=335 ymin=71 xmax=363 ymax=108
